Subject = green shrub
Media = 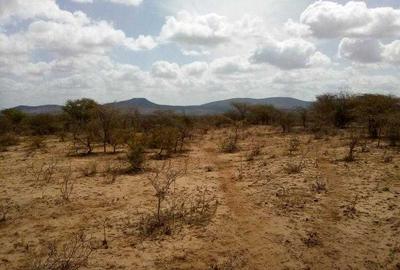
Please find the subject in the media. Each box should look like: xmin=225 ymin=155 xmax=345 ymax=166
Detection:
xmin=127 ymin=139 xmax=146 ymax=172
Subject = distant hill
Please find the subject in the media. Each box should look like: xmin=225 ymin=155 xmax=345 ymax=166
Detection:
xmin=10 ymin=97 xmax=312 ymax=115
xmin=14 ymin=105 xmax=63 ymax=114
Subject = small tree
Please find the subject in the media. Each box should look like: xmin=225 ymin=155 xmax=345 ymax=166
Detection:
xmin=344 ymin=134 xmax=359 ymax=162
xmin=127 ymin=138 xmax=146 ymax=173
xmin=63 ymin=99 xmax=99 ymax=155
xmin=386 ymin=114 xmax=400 ymax=146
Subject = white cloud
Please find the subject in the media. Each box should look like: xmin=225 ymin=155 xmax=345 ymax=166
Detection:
xmin=182 ymin=62 xmax=208 ymax=76
xmin=125 ymin=35 xmax=157 ymax=51
xmin=71 ymin=0 xmax=94 ymax=3
xmin=339 ymin=38 xmax=383 ymax=63
xmin=159 ymin=11 xmax=232 ymax=47
xmin=210 ymin=56 xmax=253 ymax=75
xmin=0 ymin=0 xmax=90 ymax=25
xmin=339 ymin=38 xmax=400 ymax=65
xmin=382 ymin=40 xmax=400 ymax=64
xmin=250 ymin=38 xmax=329 ymax=70
xmin=151 ymin=61 xmax=181 ymax=79
xmin=107 ymin=0 xmax=143 ymax=6
xmin=159 ymin=10 xmax=265 ymax=56
xmin=0 ymin=0 xmax=156 ymax=60
xmin=284 ymin=19 xmax=311 ymax=37
xmin=71 ymin=0 xmax=143 ymax=6
xmin=300 ymin=1 xmax=400 ymax=39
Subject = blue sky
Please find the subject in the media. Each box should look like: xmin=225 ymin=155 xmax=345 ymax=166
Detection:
xmin=1 ymin=0 xmax=400 ymax=108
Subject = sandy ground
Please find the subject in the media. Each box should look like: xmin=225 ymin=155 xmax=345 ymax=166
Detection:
xmin=0 ymin=126 xmax=399 ymax=269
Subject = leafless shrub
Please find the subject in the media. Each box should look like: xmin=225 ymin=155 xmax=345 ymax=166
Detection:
xmin=219 ymin=137 xmax=239 ymax=153
xmin=288 ymin=137 xmax=300 ymax=155
xmin=147 ymin=160 xmax=187 ymax=226
xmin=130 ymin=160 xmax=218 ymax=238
xmin=236 ymin=157 xmax=245 ymax=181
xmin=135 ymin=186 xmax=217 ymax=238
xmin=342 ymin=197 xmax=358 ymax=219
xmin=343 ymin=135 xmax=359 ymax=162
xmin=26 ymin=136 xmax=46 ymax=155
xmin=102 ymin=162 xmax=121 ymax=184
xmin=27 ymin=231 xmax=94 ymax=270
xmin=0 ymin=198 xmax=14 ymax=223
xmin=175 ymin=186 xmax=218 ymax=226
xmin=0 ymin=133 xmax=19 ymax=151
xmin=60 ymin=166 xmax=74 ymax=202
xmin=246 ymin=143 xmax=261 ymax=161
xmin=284 ymin=161 xmax=304 ymax=174
xmin=284 ymin=147 xmax=309 ymax=174
xmin=303 ymin=231 xmax=321 ymax=247
xmin=30 ymin=159 xmax=59 ymax=185
xmin=311 ymin=178 xmax=327 ymax=193
xmin=101 ymin=218 xmax=109 ymax=249
xmin=80 ymin=161 xmax=97 ymax=177
xmin=219 ymin=126 xmax=240 ymax=153
xmin=208 ymin=253 xmax=247 ymax=270
xmin=383 ymin=151 xmax=393 ymax=163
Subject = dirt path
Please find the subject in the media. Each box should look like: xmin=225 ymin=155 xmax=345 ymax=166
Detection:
xmin=198 ymin=141 xmax=287 ymax=269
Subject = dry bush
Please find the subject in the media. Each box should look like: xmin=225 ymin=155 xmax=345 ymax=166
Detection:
xmin=60 ymin=166 xmax=74 ymax=202
xmin=30 ymin=159 xmax=59 ymax=185
xmin=219 ymin=126 xmax=240 ymax=153
xmin=219 ymin=136 xmax=239 ymax=153
xmin=342 ymin=197 xmax=358 ymax=219
xmin=102 ymin=161 xmax=122 ymax=184
xmin=174 ymin=186 xmax=218 ymax=226
xmin=135 ymin=186 xmax=217 ymax=238
xmin=25 ymin=136 xmax=47 ymax=156
xmin=383 ymin=152 xmax=393 ymax=163
xmin=288 ymin=137 xmax=300 ymax=155
xmin=30 ymin=136 xmax=46 ymax=150
xmin=311 ymin=178 xmax=327 ymax=193
xmin=0 ymin=133 xmax=19 ymax=151
xmin=80 ymin=161 xmax=97 ymax=177
xmin=246 ymin=143 xmax=261 ymax=161
xmin=0 ymin=198 xmax=14 ymax=223
xmin=236 ymin=157 xmax=245 ymax=181
xmin=284 ymin=158 xmax=305 ymax=174
xmin=131 ymin=160 xmax=217 ymax=238
xmin=27 ymin=231 xmax=94 ymax=270
xmin=285 ymin=142 xmax=310 ymax=174
xmin=208 ymin=253 xmax=247 ymax=270
xmin=343 ymin=135 xmax=359 ymax=162
xmin=147 ymin=160 xmax=187 ymax=226
xmin=302 ymin=231 xmax=321 ymax=247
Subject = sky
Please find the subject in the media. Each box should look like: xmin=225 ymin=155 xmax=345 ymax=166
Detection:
xmin=1 ymin=0 xmax=400 ymax=108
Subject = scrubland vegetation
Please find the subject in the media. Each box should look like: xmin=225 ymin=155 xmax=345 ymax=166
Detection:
xmin=0 ymin=93 xmax=399 ymax=269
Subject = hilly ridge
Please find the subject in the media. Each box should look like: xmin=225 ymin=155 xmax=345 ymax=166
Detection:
xmin=12 ymin=97 xmax=312 ymax=115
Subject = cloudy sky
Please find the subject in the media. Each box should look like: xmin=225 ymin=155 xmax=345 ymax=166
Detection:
xmin=1 ymin=0 xmax=400 ymax=108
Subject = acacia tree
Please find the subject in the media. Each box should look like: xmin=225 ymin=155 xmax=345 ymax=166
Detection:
xmin=94 ymin=106 xmax=121 ymax=153
xmin=231 ymin=102 xmax=250 ymax=121
xmin=63 ymin=99 xmax=99 ymax=154
xmin=174 ymin=115 xmax=193 ymax=153
xmin=310 ymin=93 xmax=354 ymax=131
xmin=1 ymin=108 xmax=27 ymax=133
xmin=354 ymin=94 xmax=399 ymax=140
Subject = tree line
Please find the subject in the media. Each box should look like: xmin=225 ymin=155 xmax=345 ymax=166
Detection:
xmin=1 ymin=93 xmax=399 ymax=154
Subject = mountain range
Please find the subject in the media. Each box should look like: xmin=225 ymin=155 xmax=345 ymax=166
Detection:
xmin=12 ymin=97 xmax=312 ymax=115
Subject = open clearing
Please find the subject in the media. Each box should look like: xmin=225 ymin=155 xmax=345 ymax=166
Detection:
xmin=1 ymin=126 xmax=399 ymax=269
